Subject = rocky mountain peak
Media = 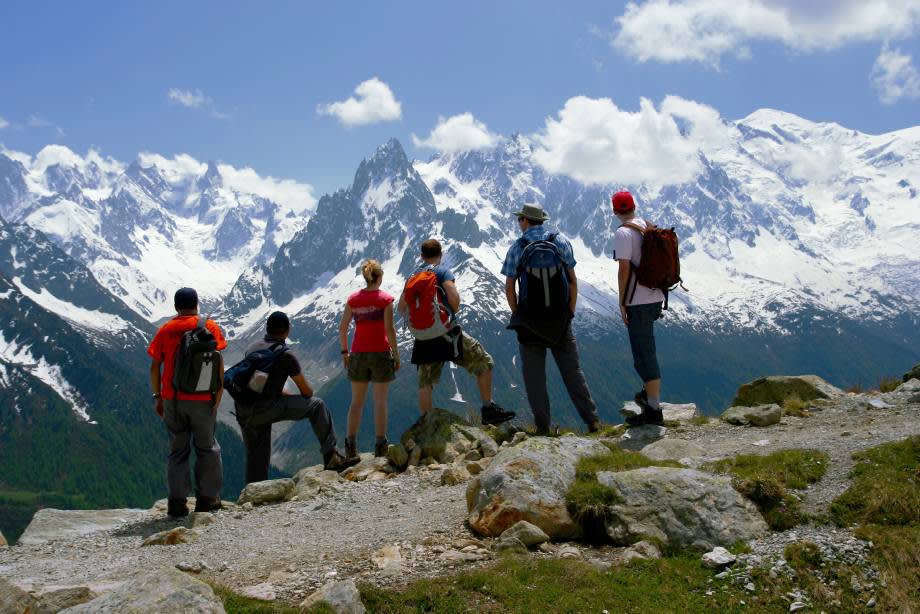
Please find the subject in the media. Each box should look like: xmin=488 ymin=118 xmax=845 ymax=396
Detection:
xmin=197 ymin=160 xmax=223 ymax=191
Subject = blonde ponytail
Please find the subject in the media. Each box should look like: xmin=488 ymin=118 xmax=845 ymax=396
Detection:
xmin=361 ymin=259 xmax=383 ymax=285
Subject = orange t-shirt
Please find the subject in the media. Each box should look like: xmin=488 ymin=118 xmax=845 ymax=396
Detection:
xmin=147 ymin=315 xmax=228 ymax=401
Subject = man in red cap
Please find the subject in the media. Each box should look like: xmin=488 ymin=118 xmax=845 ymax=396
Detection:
xmin=611 ymin=191 xmax=665 ymax=426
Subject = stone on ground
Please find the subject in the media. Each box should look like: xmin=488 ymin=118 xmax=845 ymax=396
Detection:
xmin=342 ymin=455 xmax=392 ymax=481
xmin=621 ymin=402 xmax=699 ymax=422
xmin=386 ymin=443 xmax=409 ymax=469
xmin=371 ymin=545 xmax=404 ymax=572
xmin=597 ymin=467 xmax=768 ymax=551
xmin=401 ymin=408 xmax=498 ymax=464
xmin=493 ymin=536 xmax=528 ymax=553
xmin=142 ymin=526 xmax=197 ymax=547
xmin=499 ymin=520 xmax=550 ymax=547
xmin=467 ymin=435 xmax=609 ymax=539
xmin=300 ymin=579 xmax=366 ymax=614
xmin=60 ymin=567 xmax=225 ymax=613
xmin=290 ymin=470 xmax=343 ymax=500
xmin=0 ymin=576 xmax=42 ymax=613
xmin=442 ymin=465 xmax=471 ymax=485
xmin=241 ymin=582 xmax=276 ymax=601
xmin=903 ymin=363 xmax=920 ymax=382
xmin=731 ymin=375 xmax=842 ymax=407
xmin=702 ymin=546 xmax=737 ymax=569
xmin=18 ymin=508 xmax=147 ymax=546
xmin=640 ymin=438 xmax=706 ymax=462
xmin=237 ymin=478 xmax=294 ymax=505
xmin=896 ymin=378 xmax=920 ymax=393
xmin=37 ymin=586 xmax=97 ymax=610
xmin=611 ymin=540 xmax=662 ymax=565
xmin=616 ymin=425 xmax=667 ymax=451
xmin=721 ymin=404 xmax=782 ymax=426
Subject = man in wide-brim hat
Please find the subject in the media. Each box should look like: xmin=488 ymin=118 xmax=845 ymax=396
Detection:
xmin=500 ymin=203 xmax=602 ymax=435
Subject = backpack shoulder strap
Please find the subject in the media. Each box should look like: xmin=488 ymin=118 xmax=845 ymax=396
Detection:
xmin=621 ymin=221 xmax=646 ymax=235
xmin=197 ymin=316 xmax=206 ymax=331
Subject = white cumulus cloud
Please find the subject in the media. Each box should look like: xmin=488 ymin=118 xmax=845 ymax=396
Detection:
xmin=613 ymin=0 xmax=920 ymax=67
xmin=412 ymin=113 xmax=501 ymax=154
xmin=317 ymin=77 xmax=402 ymax=127
xmin=871 ymin=45 xmax=920 ymax=104
xmin=167 ymin=88 xmax=230 ymax=120
xmin=531 ymin=95 xmax=737 ymax=186
xmin=218 ymin=164 xmax=315 ymax=214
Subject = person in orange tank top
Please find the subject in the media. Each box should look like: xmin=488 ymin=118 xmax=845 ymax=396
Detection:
xmin=338 ymin=259 xmax=400 ymax=459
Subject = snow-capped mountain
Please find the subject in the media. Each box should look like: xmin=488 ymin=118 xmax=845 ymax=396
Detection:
xmin=0 ymin=146 xmax=314 ymax=319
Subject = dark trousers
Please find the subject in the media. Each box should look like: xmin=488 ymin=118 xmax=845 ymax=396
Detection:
xmin=235 ymin=395 xmax=337 ymax=484
xmin=626 ymin=302 xmax=663 ymax=383
xmin=519 ymin=324 xmax=599 ymax=431
xmin=163 ymin=400 xmax=223 ymax=501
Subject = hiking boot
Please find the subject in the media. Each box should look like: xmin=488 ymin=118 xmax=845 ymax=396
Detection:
xmin=534 ymin=424 xmax=560 ymax=437
xmin=193 ymin=496 xmax=222 ymax=514
xmin=345 ymin=437 xmax=359 ymax=462
xmin=374 ymin=438 xmax=389 ymax=458
xmin=587 ymin=420 xmax=603 ymax=434
xmin=323 ymin=449 xmax=361 ymax=472
xmin=167 ymin=498 xmax=189 ymax=519
xmin=481 ymin=402 xmax=516 ymax=426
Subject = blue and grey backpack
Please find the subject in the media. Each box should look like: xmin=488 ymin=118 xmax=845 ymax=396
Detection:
xmin=515 ymin=234 xmax=570 ymax=320
xmin=223 ymin=343 xmax=288 ymax=403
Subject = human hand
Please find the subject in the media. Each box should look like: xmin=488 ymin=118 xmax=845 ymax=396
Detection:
xmin=342 ymin=353 xmax=350 ymax=369
xmin=154 ymin=398 xmax=164 ymax=418
xmin=394 ymin=356 xmax=401 ymax=372
xmin=619 ymin=304 xmax=629 ymax=326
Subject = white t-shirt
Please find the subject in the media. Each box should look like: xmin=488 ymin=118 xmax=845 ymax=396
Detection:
xmin=613 ymin=219 xmax=665 ymax=306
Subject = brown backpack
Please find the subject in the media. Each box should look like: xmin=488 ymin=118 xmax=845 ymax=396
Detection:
xmin=621 ymin=220 xmax=685 ymax=309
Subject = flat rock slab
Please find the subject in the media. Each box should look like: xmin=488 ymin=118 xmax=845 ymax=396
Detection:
xmin=722 ymin=404 xmax=782 ymax=427
xmin=60 ymin=567 xmax=225 ymax=613
xmin=467 ymin=435 xmax=609 ymax=539
xmin=18 ymin=508 xmax=148 ymax=546
xmin=597 ymin=467 xmax=767 ymax=551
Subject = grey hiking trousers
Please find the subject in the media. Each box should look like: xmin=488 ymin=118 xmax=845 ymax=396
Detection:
xmin=234 ymin=395 xmax=337 ymax=484
xmin=519 ymin=324 xmax=599 ymax=432
xmin=163 ymin=399 xmax=223 ymax=501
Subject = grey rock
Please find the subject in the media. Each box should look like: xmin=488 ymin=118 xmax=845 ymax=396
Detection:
xmin=240 ymin=583 xmax=276 ymax=601
xmin=467 ymin=436 xmax=609 ymax=539
xmin=237 ymin=478 xmax=294 ymax=505
xmin=721 ymin=404 xmax=782 ymax=427
xmin=442 ymin=465 xmax=471 ymax=486
xmin=300 ymin=579 xmax=366 ymax=613
xmin=292 ymin=464 xmax=326 ymax=482
xmin=510 ymin=431 xmax=528 ymax=446
xmin=621 ymin=402 xmax=699 ymax=422
xmin=640 ymin=438 xmax=706 ymax=461
xmin=896 ymin=378 xmax=920 ymax=392
xmin=493 ymin=536 xmax=528 ymax=554
xmin=342 ymin=455 xmax=392 ymax=481
xmin=616 ymin=425 xmax=667 ymax=451
xmin=37 ymin=586 xmax=97 ymax=611
xmin=18 ymin=508 xmax=147 ymax=545
xmin=500 ymin=520 xmax=550 ymax=547
xmin=597 ymin=467 xmax=768 ymax=550
xmin=731 ymin=375 xmax=842 ymax=407
xmin=0 ymin=577 xmax=45 ymax=614
xmin=142 ymin=526 xmax=197 ymax=546
xmin=61 ymin=567 xmax=225 ymax=613
xmin=702 ymin=546 xmax=737 ymax=569
xmin=290 ymin=470 xmax=344 ymax=500
xmin=903 ymin=363 xmax=920 ymax=383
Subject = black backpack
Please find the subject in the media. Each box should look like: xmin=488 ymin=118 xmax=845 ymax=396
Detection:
xmin=173 ymin=317 xmax=223 ymax=395
xmin=223 ymin=343 xmax=289 ymax=403
xmin=515 ymin=234 xmax=570 ymax=319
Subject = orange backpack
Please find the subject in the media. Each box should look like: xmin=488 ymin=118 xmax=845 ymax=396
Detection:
xmin=403 ymin=266 xmax=455 ymax=340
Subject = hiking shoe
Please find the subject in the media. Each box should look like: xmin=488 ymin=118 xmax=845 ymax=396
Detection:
xmin=625 ymin=408 xmax=664 ymax=427
xmin=587 ymin=420 xmax=603 ymax=434
xmin=167 ymin=498 xmax=189 ymax=519
xmin=345 ymin=437 xmax=359 ymax=462
xmin=323 ymin=449 xmax=361 ymax=472
xmin=534 ymin=424 xmax=561 ymax=437
xmin=374 ymin=438 xmax=389 ymax=458
xmin=481 ymin=402 xmax=516 ymax=426
xmin=193 ymin=496 xmax=222 ymax=514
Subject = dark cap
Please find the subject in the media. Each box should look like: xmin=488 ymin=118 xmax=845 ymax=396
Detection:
xmin=174 ymin=287 xmax=199 ymax=310
xmin=266 ymin=311 xmax=291 ymax=333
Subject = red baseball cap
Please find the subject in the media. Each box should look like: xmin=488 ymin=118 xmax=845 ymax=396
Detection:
xmin=611 ymin=191 xmax=635 ymax=214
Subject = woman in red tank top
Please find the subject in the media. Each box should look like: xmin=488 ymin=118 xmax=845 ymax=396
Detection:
xmin=338 ymin=259 xmax=400 ymax=459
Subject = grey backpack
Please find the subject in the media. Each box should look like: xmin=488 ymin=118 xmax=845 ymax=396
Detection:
xmin=173 ymin=317 xmax=223 ymax=395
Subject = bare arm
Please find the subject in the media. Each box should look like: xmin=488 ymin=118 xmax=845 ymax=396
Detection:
xmin=505 ymin=277 xmax=518 ymax=314
xmin=291 ymin=373 xmax=315 ymax=398
xmin=567 ymin=267 xmax=578 ymax=315
xmin=617 ymin=259 xmax=631 ymax=324
xmin=384 ymin=304 xmax=400 ymax=368
xmin=150 ymin=359 xmax=164 ymax=417
xmin=338 ymin=304 xmax=352 ymax=352
xmin=442 ymin=280 xmax=461 ymax=312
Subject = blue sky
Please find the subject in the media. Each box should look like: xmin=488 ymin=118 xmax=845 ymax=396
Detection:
xmin=1 ymin=1 xmax=918 ymax=195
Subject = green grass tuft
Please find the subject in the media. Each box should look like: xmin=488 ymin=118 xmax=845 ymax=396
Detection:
xmin=830 ymin=435 xmax=920 ymax=527
xmin=705 ymin=449 xmax=828 ymax=530
xmin=782 ymin=396 xmax=809 ymax=417
xmin=783 ymin=541 xmax=823 ymax=570
xmin=690 ymin=415 xmax=711 ymax=426
xmin=211 ymin=583 xmax=302 ymax=614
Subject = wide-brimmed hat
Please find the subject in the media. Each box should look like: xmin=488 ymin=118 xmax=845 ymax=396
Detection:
xmin=512 ymin=204 xmax=550 ymax=222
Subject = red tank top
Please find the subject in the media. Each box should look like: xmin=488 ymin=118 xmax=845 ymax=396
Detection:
xmin=347 ymin=289 xmax=394 ymax=353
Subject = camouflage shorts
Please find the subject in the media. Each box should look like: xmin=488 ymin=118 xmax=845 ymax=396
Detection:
xmin=417 ymin=334 xmax=494 ymax=389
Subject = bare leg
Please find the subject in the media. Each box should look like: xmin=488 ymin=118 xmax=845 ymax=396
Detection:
xmin=372 ymin=382 xmax=389 ymax=439
xmin=476 ymin=369 xmax=493 ymax=405
xmin=347 ymin=381 xmax=370 ymax=438
xmin=645 ymin=379 xmax=661 ymax=399
xmin=419 ymin=386 xmax=434 ymax=414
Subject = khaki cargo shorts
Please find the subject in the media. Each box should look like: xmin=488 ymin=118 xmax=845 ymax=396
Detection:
xmin=417 ymin=334 xmax=494 ymax=389
xmin=348 ymin=351 xmax=397 ymax=383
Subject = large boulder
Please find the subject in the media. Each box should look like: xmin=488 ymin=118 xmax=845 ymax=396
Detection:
xmin=401 ymin=408 xmax=498 ymax=464
xmin=731 ymin=375 xmax=842 ymax=407
xmin=60 ymin=567 xmax=225 ymax=613
xmin=299 ymin=579 xmax=365 ymax=613
xmin=597 ymin=467 xmax=767 ymax=551
xmin=18 ymin=508 xmax=147 ymax=545
xmin=721 ymin=404 xmax=782 ymax=427
xmin=237 ymin=478 xmax=294 ymax=506
xmin=903 ymin=363 xmax=920 ymax=383
xmin=467 ymin=435 xmax=609 ymax=539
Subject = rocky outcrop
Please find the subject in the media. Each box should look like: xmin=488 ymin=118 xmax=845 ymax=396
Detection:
xmin=401 ymin=408 xmax=497 ymax=466
xmin=903 ymin=363 xmax=920 ymax=382
xmin=18 ymin=508 xmax=148 ymax=546
xmin=731 ymin=375 xmax=842 ymax=407
xmin=300 ymin=579 xmax=366 ymax=613
xmin=467 ymin=435 xmax=609 ymax=539
xmin=722 ymin=404 xmax=782 ymax=426
xmin=60 ymin=567 xmax=225 ymax=613
xmin=237 ymin=478 xmax=294 ymax=505
xmin=597 ymin=467 xmax=768 ymax=550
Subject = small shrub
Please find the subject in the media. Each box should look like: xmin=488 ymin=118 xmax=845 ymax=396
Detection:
xmin=784 ymin=541 xmax=823 ymax=570
xmin=844 ymin=383 xmax=864 ymax=394
xmin=690 ymin=415 xmax=711 ymax=426
xmin=878 ymin=376 xmax=901 ymax=393
xmin=831 ymin=436 xmax=920 ymax=527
